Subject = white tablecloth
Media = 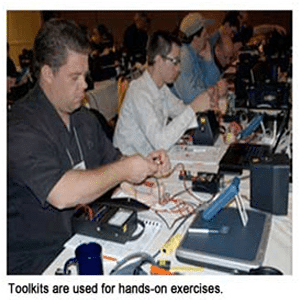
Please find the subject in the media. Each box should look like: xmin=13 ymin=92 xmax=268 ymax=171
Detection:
xmin=43 ymin=141 xmax=292 ymax=275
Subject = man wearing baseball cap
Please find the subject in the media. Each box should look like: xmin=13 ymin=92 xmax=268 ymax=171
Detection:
xmin=171 ymin=12 xmax=227 ymax=105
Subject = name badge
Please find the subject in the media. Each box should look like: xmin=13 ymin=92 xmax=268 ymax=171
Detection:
xmin=73 ymin=160 xmax=86 ymax=170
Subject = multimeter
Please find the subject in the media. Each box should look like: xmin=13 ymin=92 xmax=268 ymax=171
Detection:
xmin=72 ymin=201 xmax=145 ymax=244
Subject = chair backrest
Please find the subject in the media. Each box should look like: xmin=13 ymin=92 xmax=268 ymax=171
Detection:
xmin=86 ymin=79 xmax=118 ymax=121
xmin=117 ymin=76 xmax=130 ymax=113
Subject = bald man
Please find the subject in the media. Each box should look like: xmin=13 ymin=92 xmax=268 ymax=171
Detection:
xmin=213 ymin=34 xmax=235 ymax=74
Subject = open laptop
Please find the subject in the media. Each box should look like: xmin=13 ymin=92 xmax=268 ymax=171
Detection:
xmin=219 ymin=108 xmax=290 ymax=174
xmin=219 ymin=143 xmax=271 ymax=174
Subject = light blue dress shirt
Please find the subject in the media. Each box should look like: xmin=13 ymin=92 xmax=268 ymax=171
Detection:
xmin=171 ymin=43 xmax=221 ymax=104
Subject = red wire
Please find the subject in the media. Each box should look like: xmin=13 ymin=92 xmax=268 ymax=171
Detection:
xmin=75 ymin=204 xmax=94 ymax=220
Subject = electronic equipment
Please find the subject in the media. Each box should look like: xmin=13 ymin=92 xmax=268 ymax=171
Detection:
xmin=246 ymin=82 xmax=290 ymax=109
xmin=237 ymin=114 xmax=264 ymax=140
xmin=250 ymin=153 xmax=290 ymax=215
xmin=202 ymin=177 xmax=240 ymax=221
xmin=193 ymin=110 xmax=220 ymax=146
xmin=179 ymin=170 xmax=221 ymax=194
xmin=234 ymin=35 xmax=291 ymax=110
xmin=219 ymin=143 xmax=271 ymax=174
xmin=191 ymin=172 xmax=221 ymax=194
xmin=176 ymin=207 xmax=271 ymax=274
xmin=176 ymin=174 xmax=271 ymax=273
xmin=100 ymin=197 xmax=150 ymax=211
xmin=72 ymin=198 xmax=146 ymax=244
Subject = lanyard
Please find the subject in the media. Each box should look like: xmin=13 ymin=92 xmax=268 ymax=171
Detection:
xmin=66 ymin=127 xmax=85 ymax=168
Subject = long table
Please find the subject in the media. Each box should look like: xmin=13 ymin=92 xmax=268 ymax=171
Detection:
xmin=43 ymin=137 xmax=292 ymax=275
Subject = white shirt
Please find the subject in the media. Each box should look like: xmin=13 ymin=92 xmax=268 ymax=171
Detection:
xmin=113 ymin=70 xmax=198 ymax=156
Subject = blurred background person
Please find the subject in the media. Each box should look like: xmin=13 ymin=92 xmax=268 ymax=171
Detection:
xmin=171 ymin=13 xmax=227 ymax=106
xmin=7 ymin=43 xmax=19 ymax=95
xmin=123 ymin=12 xmax=151 ymax=65
xmin=213 ymin=34 xmax=235 ymax=75
xmin=89 ymin=24 xmax=119 ymax=83
xmin=7 ymin=43 xmax=34 ymax=108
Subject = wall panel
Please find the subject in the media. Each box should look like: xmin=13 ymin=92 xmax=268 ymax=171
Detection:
xmin=7 ymin=11 xmax=42 ymax=68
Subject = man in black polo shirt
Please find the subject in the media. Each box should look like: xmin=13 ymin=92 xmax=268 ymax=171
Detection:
xmin=7 ymin=19 xmax=170 ymax=275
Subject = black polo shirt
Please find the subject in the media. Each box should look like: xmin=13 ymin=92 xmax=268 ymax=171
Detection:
xmin=8 ymin=84 xmax=121 ymax=274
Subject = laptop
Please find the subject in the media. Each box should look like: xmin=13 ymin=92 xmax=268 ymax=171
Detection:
xmin=176 ymin=208 xmax=271 ymax=274
xmin=219 ymin=143 xmax=271 ymax=174
xmin=219 ymin=106 xmax=290 ymax=174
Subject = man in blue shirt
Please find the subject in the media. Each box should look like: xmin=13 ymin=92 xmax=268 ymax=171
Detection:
xmin=171 ymin=13 xmax=227 ymax=105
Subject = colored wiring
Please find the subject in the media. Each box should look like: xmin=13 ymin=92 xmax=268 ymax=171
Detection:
xmin=150 ymin=162 xmax=218 ymax=230
xmin=75 ymin=204 xmax=94 ymax=220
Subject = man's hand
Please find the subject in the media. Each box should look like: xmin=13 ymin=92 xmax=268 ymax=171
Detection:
xmin=7 ymin=77 xmax=16 ymax=93
xmin=199 ymin=39 xmax=213 ymax=61
xmin=122 ymin=154 xmax=160 ymax=184
xmin=147 ymin=149 xmax=171 ymax=178
xmin=216 ymin=79 xmax=228 ymax=98
xmin=190 ymin=88 xmax=213 ymax=112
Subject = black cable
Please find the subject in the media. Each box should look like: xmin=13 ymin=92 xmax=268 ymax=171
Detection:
xmin=168 ymin=211 xmax=194 ymax=238
xmin=109 ymin=252 xmax=155 ymax=275
xmin=127 ymin=220 xmax=146 ymax=241
xmin=272 ymin=105 xmax=291 ymax=154
xmin=156 ymin=206 xmax=192 ymax=230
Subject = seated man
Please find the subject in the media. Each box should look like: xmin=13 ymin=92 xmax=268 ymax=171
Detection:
xmin=89 ymin=24 xmax=118 ymax=82
xmin=8 ymin=19 xmax=170 ymax=275
xmin=123 ymin=12 xmax=151 ymax=65
xmin=171 ymin=12 xmax=227 ymax=105
xmin=212 ymin=11 xmax=287 ymax=57
xmin=113 ymin=30 xmax=217 ymax=156
xmin=213 ymin=34 xmax=235 ymax=75
xmin=209 ymin=11 xmax=240 ymax=48
xmin=235 ymin=11 xmax=287 ymax=43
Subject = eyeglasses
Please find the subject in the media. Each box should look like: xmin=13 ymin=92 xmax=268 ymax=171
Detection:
xmin=162 ymin=55 xmax=181 ymax=66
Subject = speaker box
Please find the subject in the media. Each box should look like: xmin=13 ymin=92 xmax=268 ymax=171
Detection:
xmin=250 ymin=153 xmax=290 ymax=215
xmin=193 ymin=110 xmax=220 ymax=146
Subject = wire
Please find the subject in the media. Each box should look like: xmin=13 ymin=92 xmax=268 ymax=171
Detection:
xmin=109 ymin=252 xmax=155 ymax=275
xmin=176 ymin=163 xmax=209 ymax=203
xmin=171 ymin=188 xmax=191 ymax=198
xmin=153 ymin=177 xmax=163 ymax=205
xmin=157 ymin=199 xmax=208 ymax=250
xmin=169 ymin=211 xmax=194 ymax=237
xmin=151 ymin=197 xmax=196 ymax=230
xmin=148 ymin=160 xmax=230 ymax=230
xmin=153 ymin=210 xmax=183 ymax=230
xmin=74 ymin=204 xmax=94 ymax=220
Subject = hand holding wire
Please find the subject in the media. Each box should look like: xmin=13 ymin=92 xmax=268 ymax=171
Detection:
xmin=147 ymin=149 xmax=171 ymax=178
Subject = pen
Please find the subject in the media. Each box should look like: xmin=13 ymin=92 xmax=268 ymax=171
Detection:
xmin=188 ymin=226 xmax=230 ymax=235
xmin=188 ymin=228 xmax=219 ymax=234
xmin=103 ymin=255 xmax=117 ymax=262
xmin=170 ymin=266 xmax=204 ymax=273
